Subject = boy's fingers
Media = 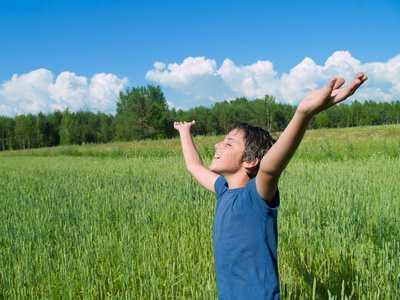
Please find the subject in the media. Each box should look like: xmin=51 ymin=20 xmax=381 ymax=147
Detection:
xmin=348 ymin=74 xmax=368 ymax=96
xmin=173 ymin=121 xmax=196 ymax=125
xmin=334 ymin=73 xmax=367 ymax=102
xmin=355 ymin=72 xmax=367 ymax=81
xmin=321 ymin=78 xmax=336 ymax=101
xmin=328 ymin=77 xmax=337 ymax=89
xmin=349 ymin=73 xmax=367 ymax=90
xmin=333 ymin=78 xmax=345 ymax=90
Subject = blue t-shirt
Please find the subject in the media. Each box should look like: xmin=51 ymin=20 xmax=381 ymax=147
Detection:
xmin=213 ymin=176 xmax=280 ymax=300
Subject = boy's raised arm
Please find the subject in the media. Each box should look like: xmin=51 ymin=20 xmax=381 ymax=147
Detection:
xmin=174 ymin=120 xmax=219 ymax=193
xmin=256 ymin=73 xmax=368 ymax=203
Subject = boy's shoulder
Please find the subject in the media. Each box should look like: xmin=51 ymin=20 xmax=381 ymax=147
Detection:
xmin=215 ymin=175 xmax=279 ymax=211
xmin=214 ymin=176 xmax=228 ymax=197
xmin=215 ymin=176 xmax=280 ymax=220
xmin=214 ymin=176 xmax=254 ymax=198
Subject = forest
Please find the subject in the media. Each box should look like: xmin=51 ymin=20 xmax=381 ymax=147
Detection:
xmin=1 ymin=84 xmax=399 ymax=151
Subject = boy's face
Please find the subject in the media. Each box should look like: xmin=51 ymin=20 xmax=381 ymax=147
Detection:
xmin=209 ymin=129 xmax=245 ymax=175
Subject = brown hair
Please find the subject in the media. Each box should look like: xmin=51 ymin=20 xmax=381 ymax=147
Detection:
xmin=230 ymin=123 xmax=276 ymax=179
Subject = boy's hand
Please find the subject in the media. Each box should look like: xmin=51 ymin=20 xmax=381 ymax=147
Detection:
xmin=297 ymin=72 xmax=368 ymax=120
xmin=257 ymin=72 xmax=367 ymax=203
xmin=174 ymin=120 xmax=196 ymax=131
xmin=174 ymin=119 xmax=219 ymax=193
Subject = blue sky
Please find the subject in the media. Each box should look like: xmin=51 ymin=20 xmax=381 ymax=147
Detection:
xmin=1 ymin=0 xmax=400 ymax=116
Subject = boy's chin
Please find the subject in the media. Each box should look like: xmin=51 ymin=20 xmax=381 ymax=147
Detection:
xmin=209 ymin=166 xmax=225 ymax=177
xmin=209 ymin=163 xmax=220 ymax=174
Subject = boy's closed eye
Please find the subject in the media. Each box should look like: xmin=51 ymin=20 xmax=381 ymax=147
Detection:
xmin=225 ymin=138 xmax=236 ymax=147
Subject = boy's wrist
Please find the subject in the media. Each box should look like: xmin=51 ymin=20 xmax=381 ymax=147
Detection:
xmin=178 ymin=127 xmax=192 ymax=135
xmin=294 ymin=110 xmax=313 ymax=123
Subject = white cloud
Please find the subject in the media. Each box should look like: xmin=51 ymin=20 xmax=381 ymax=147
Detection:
xmin=146 ymin=56 xmax=231 ymax=108
xmin=361 ymin=54 xmax=400 ymax=99
xmin=0 ymin=69 xmax=129 ymax=116
xmin=48 ymin=71 xmax=88 ymax=111
xmin=88 ymin=73 xmax=129 ymax=113
xmin=0 ymin=69 xmax=54 ymax=115
xmin=146 ymin=51 xmax=400 ymax=108
xmin=0 ymin=104 xmax=13 ymax=116
xmin=153 ymin=62 xmax=166 ymax=70
xmin=2 ymin=52 xmax=399 ymax=117
xmin=146 ymin=56 xmax=217 ymax=89
xmin=324 ymin=51 xmax=362 ymax=73
xmin=217 ymin=59 xmax=278 ymax=99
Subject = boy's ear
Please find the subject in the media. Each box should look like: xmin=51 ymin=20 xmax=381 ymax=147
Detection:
xmin=243 ymin=157 xmax=259 ymax=170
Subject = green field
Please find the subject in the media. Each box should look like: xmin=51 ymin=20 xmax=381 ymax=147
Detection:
xmin=1 ymin=125 xmax=399 ymax=299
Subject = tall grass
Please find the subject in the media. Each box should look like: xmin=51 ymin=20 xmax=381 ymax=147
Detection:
xmin=0 ymin=157 xmax=216 ymax=299
xmin=278 ymin=158 xmax=400 ymax=299
xmin=0 ymin=125 xmax=399 ymax=299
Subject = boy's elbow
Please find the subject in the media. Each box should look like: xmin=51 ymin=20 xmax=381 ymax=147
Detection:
xmin=186 ymin=163 xmax=203 ymax=176
xmin=185 ymin=164 xmax=196 ymax=175
xmin=186 ymin=165 xmax=194 ymax=174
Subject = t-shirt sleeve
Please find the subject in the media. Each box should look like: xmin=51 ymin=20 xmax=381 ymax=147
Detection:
xmin=246 ymin=177 xmax=279 ymax=216
xmin=214 ymin=176 xmax=228 ymax=198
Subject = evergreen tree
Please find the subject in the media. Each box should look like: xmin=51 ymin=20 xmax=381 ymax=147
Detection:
xmin=115 ymin=85 xmax=168 ymax=140
xmin=59 ymin=109 xmax=77 ymax=145
xmin=47 ymin=110 xmax=62 ymax=146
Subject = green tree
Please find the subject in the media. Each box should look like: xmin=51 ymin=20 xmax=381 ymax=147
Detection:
xmin=341 ymin=103 xmax=353 ymax=127
xmin=47 ymin=110 xmax=62 ymax=146
xmin=25 ymin=114 xmax=38 ymax=148
xmin=315 ymin=112 xmax=329 ymax=128
xmin=0 ymin=117 xmax=6 ymax=151
xmin=213 ymin=100 xmax=234 ymax=134
xmin=0 ymin=116 xmax=12 ymax=151
xmin=36 ymin=112 xmax=47 ymax=147
xmin=59 ymin=109 xmax=77 ymax=145
xmin=394 ymin=101 xmax=400 ymax=124
xmin=351 ymin=100 xmax=363 ymax=126
xmin=0 ymin=116 xmax=16 ymax=150
xmin=115 ymin=85 xmax=168 ymax=140
xmin=5 ymin=117 xmax=16 ymax=150
xmin=165 ymin=107 xmax=177 ymax=138
xmin=98 ymin=112 xmax=115 ymax=143
xmin=15 ymin=114 xmax=28 ymax=149
xmin=248 ymin=95 xmax=280 ymax=131
xmin=75 ymin=111 xmax=95 ymax=144
xmin=187 ymin=106 xmax=216 ymax=135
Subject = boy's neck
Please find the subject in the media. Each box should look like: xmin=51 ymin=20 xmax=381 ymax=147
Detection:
xmin=223 ymin=172 xmax=251 ymax=189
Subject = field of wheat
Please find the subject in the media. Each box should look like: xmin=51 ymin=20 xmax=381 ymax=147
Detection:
xmin=1 ymin=125 xmax=399 ymax=299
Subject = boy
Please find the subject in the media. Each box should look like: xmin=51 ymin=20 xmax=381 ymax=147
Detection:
xmin=174 ymin=73 xmax=368 ymax=299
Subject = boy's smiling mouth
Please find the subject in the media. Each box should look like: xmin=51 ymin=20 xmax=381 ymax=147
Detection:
xmin=213 ymin=152 xmax=221 ymax=159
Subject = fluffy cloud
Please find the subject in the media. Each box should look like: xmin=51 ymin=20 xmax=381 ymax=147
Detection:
xmin=2 ymin=52 xmax=399 ymax=116
xmin=146 ymin=56 xmax=231 ymax=107
xmin=217 ymin=59 xmax=278 ymax=99
xmin=88 ymin=73 xmax=128 ymax=112
xmin=146 ymin=56 xmax=217 ymax=90
xmin=48 ymin=71 xmax=88 ymax=111
xmin=1 ymin=69 xmax=54 ymax=114
xmin=146 ymin=51 xmax=400 ymax=107
xmin=0 ymin=69 xmax=128 ymax=116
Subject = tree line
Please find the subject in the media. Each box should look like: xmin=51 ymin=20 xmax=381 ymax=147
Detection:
xmin=1 ymin=84 xmax=399 ymax=151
